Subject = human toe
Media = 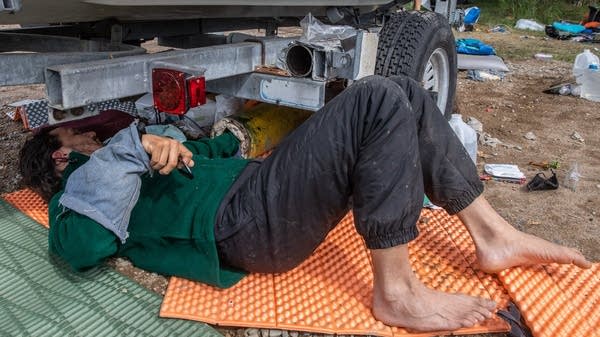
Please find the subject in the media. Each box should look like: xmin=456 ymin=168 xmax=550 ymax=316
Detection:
xmin=469 ymin=311 xmax=487 ymax=323
xmin=476 ymin=297 xmax=496 ymax=311
xmin=460 ymin=317 xmax=478 ymax=328
xmin=570 ymin=249 xmax=592 ymax=269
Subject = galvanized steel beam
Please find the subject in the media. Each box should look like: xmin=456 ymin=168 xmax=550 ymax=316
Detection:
xmin=207 ymin=73 xmax=327 ymax=111
xmin=0 ymin=33 xmax=145 ymax=86
xmin=45 ymin=38 xmax=294 ymax=110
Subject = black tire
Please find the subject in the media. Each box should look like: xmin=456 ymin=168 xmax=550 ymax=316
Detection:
xmin=375 ymin=11 xmax=457 ymax=119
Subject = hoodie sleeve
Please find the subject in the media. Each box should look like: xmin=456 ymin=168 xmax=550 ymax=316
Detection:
xmin=58 ymin=122 xmax=150 ymax=243
xmin=183 ymin=132 xmax=240 ymax=158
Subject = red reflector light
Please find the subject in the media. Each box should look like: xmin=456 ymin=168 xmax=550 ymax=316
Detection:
xmin=153 ymin=68 xmax=187 ymax=114
xmin=152 ymin=68 xmax=206 ymax=115
xmin=188 ymin=77 xmax=206 ymax=108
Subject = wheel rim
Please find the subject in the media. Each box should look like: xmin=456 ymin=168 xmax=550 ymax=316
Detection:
xmin=422 ymin=47 xmax=450 ymax=115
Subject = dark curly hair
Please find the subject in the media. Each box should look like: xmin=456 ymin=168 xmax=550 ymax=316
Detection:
xmin=19 ymin=129 xmax=63 ymax=202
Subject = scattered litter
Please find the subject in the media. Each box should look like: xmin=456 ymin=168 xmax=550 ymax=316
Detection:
xmin=456 ymin=38 xmax=496 ymax=56
xmin=484 ymin=164 xmax=526 ymax=184
xmin=534 ymin=53 xmax=553 ymax=61
xmin=543 ymin=81 xmax=581 ymax=96
xmin=545 ymin=25 xmax=573 ymax=40
xmin=563 ymin=162 xmax=582 ymax=191
xmin=546 ymin=12 xmax=600 ymax=41
xmin=463 ymin=7 xmax=480 ymax=26
xmin=466 ymin=116 xmax=483 ymax=135
xmin=449 ymin=114 xmax=478 ymax=164
xmin=480 ymin=132 xmax=503 ymax=148
xmin=526 ymin=170 xmax=559 ymax=191
xmin=466 ymin=69 xmax=505 ymax=81
xmin=529 ymin=160 xmax=560 ymax=170
xmin=553 ymin=21 xmax=586 ymax=35
xmin=456 ymin=6 xmax=480 ymax=32
xmin=488 ymin=25 xmax=510 ymax=33
xmin=478 ymin=152 xmax=493 ymax=159
xmin=515 ymin=19 xmax=545 ymax=32
xmin=570 ymin=131 xmax=585 ymax=142
xmin=457 ymin=54 xmax=510 ymax=72
xmin=524 ymin=132 xmax=536 ymax=141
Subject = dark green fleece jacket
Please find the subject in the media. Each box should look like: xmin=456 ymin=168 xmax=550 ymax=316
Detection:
xmin=48 ymin=133 xmax=249 ymax=288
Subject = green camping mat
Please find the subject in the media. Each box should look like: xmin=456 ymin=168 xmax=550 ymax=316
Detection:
xmin=0 ymin=199 xmax=222 ymax=337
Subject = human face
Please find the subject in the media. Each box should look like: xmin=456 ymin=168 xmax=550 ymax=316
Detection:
xmin=50 ymin=127 xmax=103 ymax=156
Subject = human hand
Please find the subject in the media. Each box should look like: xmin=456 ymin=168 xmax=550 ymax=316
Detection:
xmin=141 ymin=134 xmax=195 ymax=175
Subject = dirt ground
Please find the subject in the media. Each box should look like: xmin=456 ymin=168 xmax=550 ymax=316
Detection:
xmin=1 ymin=28 xmax=599 ymax=337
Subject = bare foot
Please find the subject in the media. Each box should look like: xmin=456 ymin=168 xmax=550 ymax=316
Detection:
xmin=370 ymin=244 xmax=496 ymax=332
xmin=475 ymin=226 xmax=592 ymax=273
xmin=372 ymin=281 xmax=496 ymax=331
xmin=457 ymin=196 xmax=592 ymax=273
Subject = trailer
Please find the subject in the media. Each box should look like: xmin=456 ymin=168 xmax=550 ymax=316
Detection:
xmin=1 ymin=0 xmax=459 ymax=125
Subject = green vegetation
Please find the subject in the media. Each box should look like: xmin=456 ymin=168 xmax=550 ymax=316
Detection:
xmin=454 ymin=0 xmax=597 ymax=62
xmin=470 ymin=0 xmax=592 ymax=27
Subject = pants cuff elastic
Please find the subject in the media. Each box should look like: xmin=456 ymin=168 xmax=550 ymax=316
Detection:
xmin=365 ymin=225 xmax=420 ymax=250
xmin=444 ymin=183 xmax=484 ymax=215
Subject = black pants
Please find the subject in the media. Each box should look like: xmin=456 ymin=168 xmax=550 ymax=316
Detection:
xmin=216 ymin=75 xmax=483 ymax=273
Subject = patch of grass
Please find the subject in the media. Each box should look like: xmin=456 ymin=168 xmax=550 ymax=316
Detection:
xmin=456 ymin=30 xmax=593 ymax=62
xmin=469 ymin=0 xmax=591 ymax=26
xmin=456 ymin=0 xmax=598 ymax=63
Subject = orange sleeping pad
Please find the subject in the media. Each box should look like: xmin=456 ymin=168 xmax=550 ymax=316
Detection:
xmin=3 ymin=189 xmax=48 ymax=227
xmin=160 ymin=211 xmax=511 ymax=337
xmin=4 ymin=189 xmax=598 ymax=337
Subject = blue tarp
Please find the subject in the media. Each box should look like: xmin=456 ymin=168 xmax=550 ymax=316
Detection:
xmin=456 ymin=38 xmax=496 ymax=56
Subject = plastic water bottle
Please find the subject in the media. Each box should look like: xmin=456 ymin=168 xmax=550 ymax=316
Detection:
xmin=449 ymin=114 xmax=477 ymax=164
xmin=563 ymin=162 xmax=581 ymax=191
xmin=573 ymin=49 xmax=600 ymax=84
xmin=581 ymin=64 xmax=600 ymax=102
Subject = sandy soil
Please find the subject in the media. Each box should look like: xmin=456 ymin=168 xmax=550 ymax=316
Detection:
xmin=1 ymin=29 xmax=599 ymax=337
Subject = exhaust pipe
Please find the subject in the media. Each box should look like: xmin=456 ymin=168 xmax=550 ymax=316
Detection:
xmin=285 ymin=44 xmax=313 ymax=77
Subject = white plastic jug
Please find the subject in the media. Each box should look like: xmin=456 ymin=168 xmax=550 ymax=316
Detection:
xmin=573 ymin=49 xmax=600 ymax=84
xmin=580 ymin=68 xmax=600 ymax=102
xmin=449 ymin=114 xmax=477 ymax=164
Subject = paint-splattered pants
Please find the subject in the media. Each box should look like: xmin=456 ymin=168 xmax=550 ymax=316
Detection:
xmin=216 ymin=75 xmax=483 ymax=273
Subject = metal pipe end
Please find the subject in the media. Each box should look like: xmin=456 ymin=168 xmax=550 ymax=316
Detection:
xmin=285 ymin=44 xmax=313 ymax=78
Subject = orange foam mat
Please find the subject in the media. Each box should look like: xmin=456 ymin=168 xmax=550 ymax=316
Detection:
xmin=2 ymin=189 xmax=48 ymax=227
xmin=161 ymin=210 xmax=511 ymax=337
xmin=436 ymin=214 xmax=511 ymax=309
xmin=498 ymin=264 xmax=600 ymax=337
xmin=5 ymin=189 xmax=599 ymax=336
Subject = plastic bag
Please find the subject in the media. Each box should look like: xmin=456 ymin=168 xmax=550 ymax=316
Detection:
xmin=464 ymin=7 xmax=480 ymax=25
xmin=456 ymin=38 xmax=496 ymax=55
xmin=299 ymin=13 xmax=357 ymax=49
xmin=515 ymin=19 xmax=545 ymax=32
xmin=552 ymin=21 xmax=585 ymax=34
